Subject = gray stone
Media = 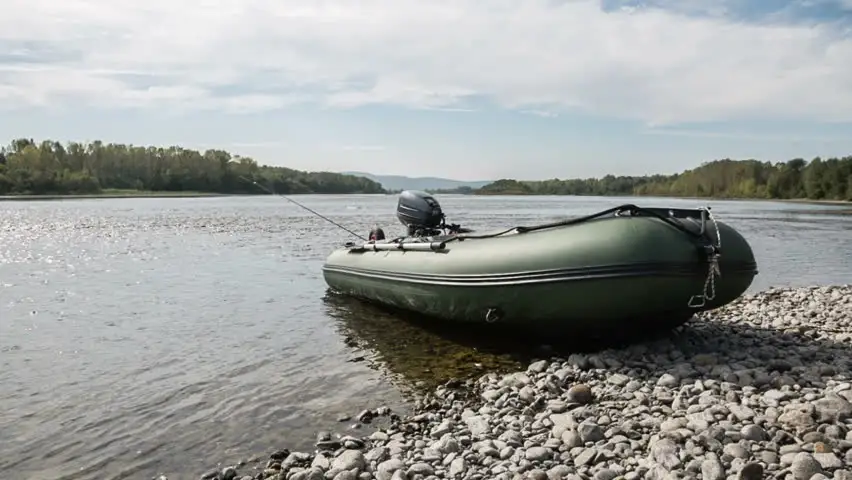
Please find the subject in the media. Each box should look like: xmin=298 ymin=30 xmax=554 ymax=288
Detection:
xmin=738 ymin=462 xmax=764 ymax=480
xmin=449 ymin=457 xmax=466 ymax=477
xmin=578 ymin=422 xmax=604 ymax=443
xmin=332 ymin=450 xmax=366 ymax=472
xmin=723 ymin=443 xmax=750 ymax=460
xmin=567 ymin=384 xmax=594 ymax=405
xmin=729 ymin=405 xmax=756 ymax=422
xmin=377 ymin=459 xmax=405 ymax=480
xmin=594 ymin=469 xmax=618 ymax=480
xmin=289 ymin=469 xmax=309 ymax=480
xmin=657 ymin=374 xmax=679 ymax=388
xmin=561 ymin=430 xmax=583 ymax=448
xmin=740 ymin=425 xmax=766 ymax=441
xmin=814 ymin=453 xmax=843 ymax=469
xmin=778 ymin=404 xmax=818 ymax=434
xmin=526 ymin=469 xmax=549 ymax=480
xmin=701 ymin=454 xmax=725 ymax=480
xmin=528 ymin=360 xmax=549 ymax=373
xmin=791 ymin=452 xmax=823 ymax=480
xmin=574 ymin=448 xmax=598 ymax=467
xmin=547 ymin=465 xmax=573 ymax=480
xmin=406 ymin=463 xmax=435 ymax=477
xmin=649 ymin=437 xmax=682 ymax=471
xmin=221 ymin=467 xmax=237 ymax=480
xmin=813 ymin=393 xmax=852 ymax=422
xmin=525 ymin=447 xmax=551 ymax=461
xmin=465 ymin=416 xmax=490 ymax=437
xmin=312 ymin=454 xmax=331 ymax=470
xmin=332 ymin=470 xmax=357 ymax=480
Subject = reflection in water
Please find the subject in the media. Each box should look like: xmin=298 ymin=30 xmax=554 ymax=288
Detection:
xmin=323 ymin=290 xmax=525 ymax=392
xmin=322 ymin=290 xmax=686 ymax=392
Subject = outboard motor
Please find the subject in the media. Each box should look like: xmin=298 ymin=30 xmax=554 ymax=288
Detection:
xmin=396 ymin=190 xmax=446 ymax=237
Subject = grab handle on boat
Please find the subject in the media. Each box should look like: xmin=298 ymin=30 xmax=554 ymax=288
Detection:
xmin=347 ymin=241 xmax=448 ymax=252
xmin=698 ymin=208 xmax=707 ymax=236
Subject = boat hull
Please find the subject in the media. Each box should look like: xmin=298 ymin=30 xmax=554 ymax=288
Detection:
xmin=322 ymin=211 xmax=757 ymax=336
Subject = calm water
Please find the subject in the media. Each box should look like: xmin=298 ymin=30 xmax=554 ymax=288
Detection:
xmin=1 ymin=194 xmax=851 ymax=480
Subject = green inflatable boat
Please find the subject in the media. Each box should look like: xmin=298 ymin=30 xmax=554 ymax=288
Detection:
xmin=322 ymin=191 xmax=758 ymax=336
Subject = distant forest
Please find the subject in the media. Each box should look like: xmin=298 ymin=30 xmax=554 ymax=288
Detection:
xmin=0 ymin=138 xmax=386 ymax=195
xmin=474 ymin=157 xmax=852 ymax=201
xmin=1 ymin=139 xmax=850 ymax=201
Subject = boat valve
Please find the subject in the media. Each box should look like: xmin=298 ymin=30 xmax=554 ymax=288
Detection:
xmin=485 ymin=307 xmax=503 ymax=323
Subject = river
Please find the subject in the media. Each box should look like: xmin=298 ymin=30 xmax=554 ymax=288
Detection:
xmin=1 ymin=194 xmax=850 ymax=480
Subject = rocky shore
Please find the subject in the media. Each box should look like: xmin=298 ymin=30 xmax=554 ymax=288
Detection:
xmin=188 ymin=285 xmax=852 ymax=480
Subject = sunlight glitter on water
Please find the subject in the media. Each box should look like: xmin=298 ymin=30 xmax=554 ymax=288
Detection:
xmin=0 ymin=194 xmax=850 ymax=479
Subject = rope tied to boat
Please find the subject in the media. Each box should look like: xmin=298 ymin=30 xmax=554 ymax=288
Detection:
xmin=688 ymin=207 xmax=722 ymax=309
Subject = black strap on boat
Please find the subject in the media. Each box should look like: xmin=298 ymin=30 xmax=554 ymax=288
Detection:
xmin=453 ymin=204 xmax=713 ymax=244
xmin=517 ymin=204 xmax=705 ymax=237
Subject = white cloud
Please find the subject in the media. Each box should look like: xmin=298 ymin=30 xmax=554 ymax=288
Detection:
xmin=1 ymin=0 xmax=851 ymax=125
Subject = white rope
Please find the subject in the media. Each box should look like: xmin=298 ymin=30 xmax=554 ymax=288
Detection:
xmin=688 ymin=207 xmax=722 ymax=308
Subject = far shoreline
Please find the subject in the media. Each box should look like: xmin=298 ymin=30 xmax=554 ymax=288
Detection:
xmin=0 ymin=191 xmax=849 ymax=214
xmin=0 ymin=191 xmax=390 ymax=201
xmin=0 ymin=191 xmax=235 ymax=201
xmin=774 ymin=198 xmax=852 ymax=206
xmin=470 ymin=191 xmax=852 ymax=205
xmin=468 ymin=191 xmax=852 ymax=210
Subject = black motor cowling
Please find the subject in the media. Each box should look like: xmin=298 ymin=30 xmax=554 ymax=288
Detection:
xmin=396 ymin=190 xmax=445 ymax=230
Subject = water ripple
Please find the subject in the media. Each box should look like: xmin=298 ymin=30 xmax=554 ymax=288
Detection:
xmin=1 ymin=195 xmax=850 ymax=479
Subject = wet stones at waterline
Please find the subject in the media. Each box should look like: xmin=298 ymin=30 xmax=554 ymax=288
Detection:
xmin=191 ymin=285 xmax=852 ymax=480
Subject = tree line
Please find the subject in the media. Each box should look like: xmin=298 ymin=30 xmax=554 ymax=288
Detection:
xmin=3 ymin=139 xmax=849 ymax=201
xmin=0 ymin=138 xmax=386 ymax=195
xmin=475 ymin=157 xmax=852 ymax=201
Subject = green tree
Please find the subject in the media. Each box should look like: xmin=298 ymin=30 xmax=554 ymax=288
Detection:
xmin=475 ymin=156 xmax=852 ymax=201
xmin=0 ymin=138 xmax=386 ymax=195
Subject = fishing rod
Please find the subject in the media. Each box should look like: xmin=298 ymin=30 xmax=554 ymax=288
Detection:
xmin=238 ymin=175 xmax=367 ymax=241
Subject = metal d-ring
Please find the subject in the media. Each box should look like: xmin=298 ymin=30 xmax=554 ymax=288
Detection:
xmin=485 ymin=307 xmax=503 ymax=323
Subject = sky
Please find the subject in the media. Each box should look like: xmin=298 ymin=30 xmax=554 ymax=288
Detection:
xmin=1 ymin=0 xmax=851 ymax=181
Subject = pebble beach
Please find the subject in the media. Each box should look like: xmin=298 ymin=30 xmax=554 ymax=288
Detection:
xmin=183 ymin=284 xmax=852 ymax=480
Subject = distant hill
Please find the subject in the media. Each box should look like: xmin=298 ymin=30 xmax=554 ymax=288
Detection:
xmin=342 ymin=171 xmax=492 ymax=192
